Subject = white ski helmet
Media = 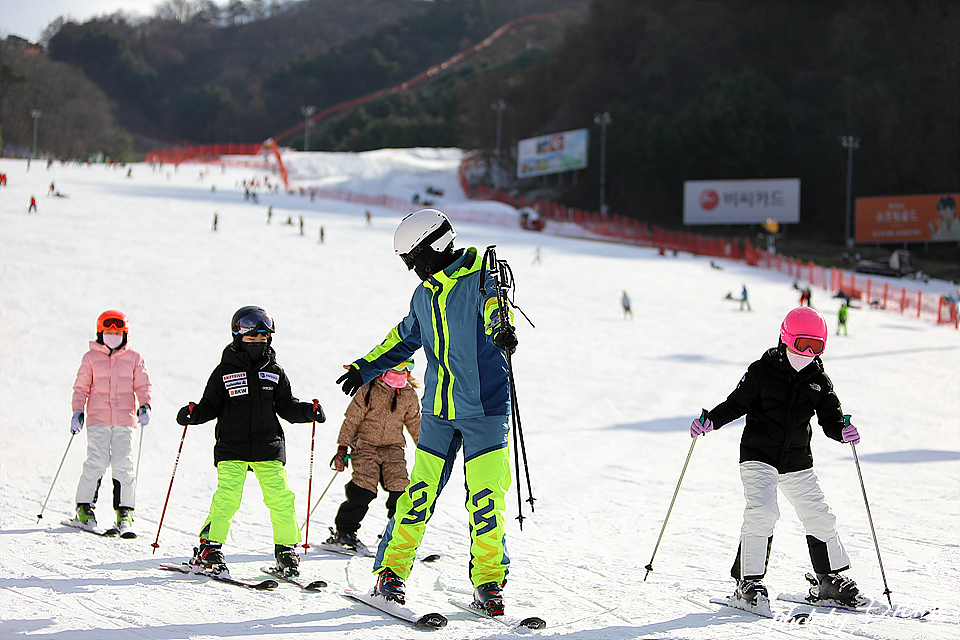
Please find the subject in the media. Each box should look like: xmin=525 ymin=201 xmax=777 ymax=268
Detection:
xmin=393 ymin=208 xmax=457 ymax=270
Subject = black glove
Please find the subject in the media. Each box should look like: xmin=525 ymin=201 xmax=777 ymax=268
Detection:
xmin=176 ymin=403 xmax=196 ymax=426
xmin=309 ymin=401 xmax=326 ymax=423
xmin=336 ymin=366 xmax=363 ymax=396
xmin=493 ymin=327 xmax=518 ymax=355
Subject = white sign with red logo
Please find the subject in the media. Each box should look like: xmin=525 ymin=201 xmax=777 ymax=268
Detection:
xmin=683 ymin=178 xmax=800 ymax=225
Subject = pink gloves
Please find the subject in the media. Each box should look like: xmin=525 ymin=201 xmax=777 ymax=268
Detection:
xmin=842 ymin=423 xmax=860 ymax=445
xmin=690 ymin=411 xmax=713 ymax=438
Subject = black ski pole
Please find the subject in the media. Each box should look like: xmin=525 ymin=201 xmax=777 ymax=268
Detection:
xmin=847 ymin=416 xmax=893 ymax=608
xmin=37 ymin=433 xmax=77 ymax=523
xmin=643 ymin=410 xmax=704 ymax=581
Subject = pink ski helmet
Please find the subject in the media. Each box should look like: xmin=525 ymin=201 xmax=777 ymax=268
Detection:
xmin=780 ymin=307 xmax=827 ymax=355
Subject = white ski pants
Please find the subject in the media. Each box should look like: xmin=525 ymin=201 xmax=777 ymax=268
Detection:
xmin=75 ymin=424 xmax=137 ymax=509
xmin=738 ymin=461 xmax=849 ymax=578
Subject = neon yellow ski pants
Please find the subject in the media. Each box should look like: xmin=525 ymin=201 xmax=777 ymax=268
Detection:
xmin=200 ymin=460 xmax=301 ymax=546
xmin=375 ymin=415 xmax=511 ymax=588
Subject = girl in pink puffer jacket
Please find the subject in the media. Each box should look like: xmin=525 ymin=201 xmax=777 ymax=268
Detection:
xmin=69 ymin=310 xmax=152 ymax=536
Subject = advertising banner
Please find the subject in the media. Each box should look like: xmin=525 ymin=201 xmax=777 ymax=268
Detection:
xmin=517 ymin=128 xmax=588 ymax=178
xmin=855 ymin=193 xmax=960 ymax=243
xmin=683 ymin=178 xmax=800 ymax=225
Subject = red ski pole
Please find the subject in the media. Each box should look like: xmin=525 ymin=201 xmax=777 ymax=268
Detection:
xmin=302 ymin=399 xmax=319 ymax=553
xmin=152 ymin=403 xmax=192 ymax=554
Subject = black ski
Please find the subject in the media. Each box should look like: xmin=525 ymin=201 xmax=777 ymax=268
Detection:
xmin=261 ymin=568 xmax=327 ymax=591
xmin=344 ymin=589 xmax=447 ymax=630
xmin=449 ymin=598 xmax=546 ymax=629
xmin=159 ymin=563 xmax=278 ymax=590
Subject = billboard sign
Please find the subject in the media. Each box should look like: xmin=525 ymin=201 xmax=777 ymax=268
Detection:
xmin=855 ymin=193 xmax=960 ymax=243
xmin=517 ymin=128 xmax=588 ymax=178
xmin=683 ymin=178 xmax=800 ymax=225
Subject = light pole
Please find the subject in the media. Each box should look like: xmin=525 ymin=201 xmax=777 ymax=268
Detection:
xmin=491 ymin=99 xmax=506 ymax=190
xmin=31 ymin=109 xmax=42 ymax=159
xmin=301 ymin=106 xmax=316 ymax=152
xmin=840 ymin=135 xmax=860 ymax=248
xmin=594 ymin=112 xmax=611 ymax=214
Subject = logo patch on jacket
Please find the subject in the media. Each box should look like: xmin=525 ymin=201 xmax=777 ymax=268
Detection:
xmin=223 ymin=372 xmax=246 ymax=382
xmin=229 ymin=387 xmax=248 ymax=397
xmin=809 ymin=383 xmax=821 ymax=392
xmin=258 ymin=372 xmax=279 ymax=383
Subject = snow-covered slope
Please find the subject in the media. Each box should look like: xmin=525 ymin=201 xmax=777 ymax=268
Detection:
xmin=0 ymin=151 xmax=957 ymax=639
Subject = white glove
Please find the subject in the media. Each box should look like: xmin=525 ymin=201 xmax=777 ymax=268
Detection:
xmin=137 ymin=405 xmax=150 ymax=427
xmin=71 ymin=411 xmax=85 ymax=434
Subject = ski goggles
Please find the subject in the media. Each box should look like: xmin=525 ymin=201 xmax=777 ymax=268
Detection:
xmin=791 ymin=336 xmax=825 ymax=355
xmin=399 ymin=219 xmax=453 ymax=269
xmin=390 ymin=359 xmax=414 ymax=372
xmin=101 ymin=317 xmax=126 ymax=330
xmin=234 ymin=310 xmax=275 ymax=335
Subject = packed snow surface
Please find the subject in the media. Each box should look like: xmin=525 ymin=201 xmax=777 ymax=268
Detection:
xmin=1 ymin=149 xmax=957 ymax=639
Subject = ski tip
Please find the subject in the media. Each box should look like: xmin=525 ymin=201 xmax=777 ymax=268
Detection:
xmin=519 ymin=616 xmax=547 ymax=629
xmin=256 ymin=580 xmax=280 ymax=590
xmin=305 ymin=580 xmax=328 ymax=590
xmin=415 ymin=613 xmax=448 ymax=629
xmin=421 ymin=553 xmax=441 ymax=563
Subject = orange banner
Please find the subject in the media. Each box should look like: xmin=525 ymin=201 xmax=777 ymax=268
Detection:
xmin=856 ymin=193 xmax=960 ymax=243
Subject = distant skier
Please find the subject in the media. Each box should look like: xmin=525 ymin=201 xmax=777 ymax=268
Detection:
xmin=299 ymin=216 xmax=304 ymax=236
xmin=324 ymin=359 xmax=420 ymax=555
xmin=175 ymin=307 xmax=325 ymax=577
xmin=28 ymin=196 xmax=37 ymax=213
xmin=70 ymin=311 xmax=152 ymax=537
xmin=740 ymin=284 xmax=751 ymax=311
xmin=621 ymin=290 xmax=633 ymax=319
xmin=335 ymin=208 xmax=518 ymax=616
xmin=837 ymin=303 xmax=848 ymax=336
xmin=267 ymin=206 xmax=273 ymax=224
xmin=211 ymin=212 xmax=218 ymax=231
xmin=690 ymin=307 xmax=862 ymax=609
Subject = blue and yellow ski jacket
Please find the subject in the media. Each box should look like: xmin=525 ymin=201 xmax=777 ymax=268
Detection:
xmin=351 ymin=247 xmax=512 ymax=420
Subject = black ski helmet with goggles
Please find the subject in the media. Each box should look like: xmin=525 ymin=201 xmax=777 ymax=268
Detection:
xmin=231 ymin=306 xmax=275 ymax=346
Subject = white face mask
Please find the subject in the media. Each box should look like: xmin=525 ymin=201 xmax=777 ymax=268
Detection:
xmin=786 ymin=350 xmax=814 ymax=371
xmin=103 ymin=334 xmax=124 ymax=349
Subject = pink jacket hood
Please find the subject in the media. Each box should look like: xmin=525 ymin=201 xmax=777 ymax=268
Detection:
xmin=72 ymin=341 xmax=152 ymax=426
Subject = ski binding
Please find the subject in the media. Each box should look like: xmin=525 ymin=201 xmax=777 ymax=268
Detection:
xmin=261 ymin=567 xmax=327 ymax=591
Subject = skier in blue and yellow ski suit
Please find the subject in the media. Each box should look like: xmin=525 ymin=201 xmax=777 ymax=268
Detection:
xmin=336 ymin=209 xmax=518 ymax=615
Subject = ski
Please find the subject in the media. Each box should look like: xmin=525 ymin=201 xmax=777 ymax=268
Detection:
xmin=343 ymin=588 xmax=447 ymax=630
xmin=449 ymin=598 xmax=546 ymax=629
xmin=261 ymin=568 xmax=327 ymax=591
xmin=159 ymin=563 xmax=278 ymax=590
xmin=61 ymin=518 xmax=107 ymax=536
xmin=776 ymin=593 xmax=933 ymax=619
xmin=318 ymin=541 xmax=375 ymax=557
xmin=710 ymin=596 xmax=811 ymax=624
xmin=103 ymin=525 xmax=137 ymax=539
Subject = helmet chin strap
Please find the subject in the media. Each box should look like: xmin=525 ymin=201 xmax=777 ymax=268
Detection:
xmin=412 ymin=246 xmax=462 ymax=280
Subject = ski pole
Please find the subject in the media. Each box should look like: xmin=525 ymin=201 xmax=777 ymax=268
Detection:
xmin=302 ymin=399 xmax=319 ymax=553
xmin=152 ymin=405 xmax=192 ymax=554
xmin=847 ymin=416 xmax=893 ymax=608
xmin=135 ymin=423 xmax=145 ymax=482
xmin=301 ymin=469 xmax=341 ymax=532
xmin=37 ymin=432 xmax=77 ymax=523
xmin=643 ymin=410 xmax=704 ymax=581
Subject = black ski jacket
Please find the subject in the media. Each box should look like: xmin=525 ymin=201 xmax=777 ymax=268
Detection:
xmin=190 ymin=344 xmax=316 ymax=465
xmin=706 ymin=346 xmax=846 ymax=473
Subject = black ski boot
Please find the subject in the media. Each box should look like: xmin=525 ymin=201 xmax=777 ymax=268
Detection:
xmin=816 ymin=572 xmax=860 ymax=605
xmin=473 ymin=581 xmax=505 ymax=616
xmin=734 ymin=578 xmax=768 ymax=606
xmin=373 ymin=567 xmax=405 ymax=605
xmin=274 ymin=544 xmax=300 ymax=577
xmin=190 ymin=539 xmax=228 ymax=574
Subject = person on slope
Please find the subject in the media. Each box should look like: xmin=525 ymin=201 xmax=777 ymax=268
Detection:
xmin=689 ymin=307 xmax=862 ymax=608
xmin=336 ymin=208 xmax=518 ymax=617
xmin=70 ymin=310 xmax=152 ymax=537
xmin=176 ymin=307 xmax=325 ymax=577
xmin=324 ymin=360 xmax=420 ymax=555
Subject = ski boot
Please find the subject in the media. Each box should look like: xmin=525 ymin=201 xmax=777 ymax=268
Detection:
xmin=115 ymin=508 xmax=135 ymax=539
xmin=274 ymin=544 xmax=300 ymax=578
xmin=191 ymin=539 xmax=228 ymax=574
xmin=734 ymin=578 xmax=769 ymax=607
xmin=814 ymin=572 xmax=861 ymax=606
xmin=75 ymin=503 xmax=97 ymax=527
xmin=473 ymin=581 xmax=505 ymax=616
xmin=373 ymin=567 xmax=405 ymax=605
